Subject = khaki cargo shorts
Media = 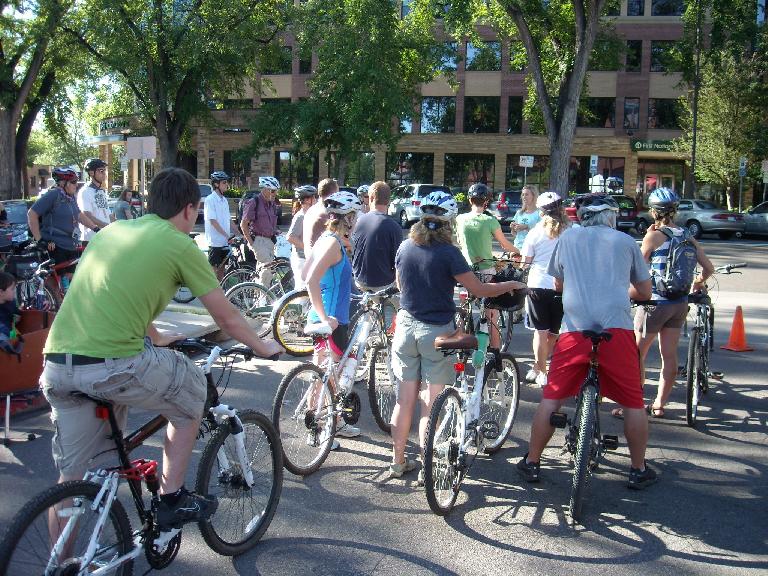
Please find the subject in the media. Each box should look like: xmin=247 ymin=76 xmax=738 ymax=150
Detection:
xmin=40 ymin=339 xmax=206 ymax=476
xmin=391 ymin=310 xmax=456 ymax=388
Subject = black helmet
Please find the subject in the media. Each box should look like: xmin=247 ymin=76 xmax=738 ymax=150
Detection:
xmin=574 ymin=193 xmax=619 ymax=223
xmin=468 ymin=183 xmax=490 ymax=200
xmin=84 ymin=158 xmax=107 ymax=172
xmin=210 ymin=171 xmax=230 ymax=183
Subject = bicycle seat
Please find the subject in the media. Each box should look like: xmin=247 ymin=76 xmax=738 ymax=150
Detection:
xmin=581 ymin=329 xmax=612 ymax=344
xmin=688 ymin=292 xmax=711 ymax=305
xmin=304 ymin=321 xmax=333 ymax=336
xmin=435 ymin=329 xmax=478 ymax=351
xmin=70 ymin=391 xmax=113 ymax=407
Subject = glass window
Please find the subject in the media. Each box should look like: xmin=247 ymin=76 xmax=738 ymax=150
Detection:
xmin=261 ymin=98 xmax=291 ymax=107
xmin=401 ymin=0 xmax=412 ymax=18
xmin=298 ymin=45 xmax=312 ymax=74
xmin=627 ymin=0 xmax=644 ymax=16
xmin=465 ymin=41 xmax=501 ymax=72
xmin=218 ymin=99 xmax=252 ymax=109
xmin=651 ymin=41 xmax=679 ymax=72
xmin=578 ymin=98 xmax=616 ymax=128
xmin=224 ymin=151 xmax=251 ymax=185
xmin=508 ymin=96 xmax=523 ymax=134
xmin=464 ymin=96 xmax=500 ymax=134
xmin=648 ymin=98 xmax=681 ymax=129
xmin=400 ymin=114 xmax=413 ymax=134
xmin=444 ymin=154 xmax=495 ymax=191
xmin=261 ymin=46 xmax=292 ymax=75
xmin=328 ymin=152 xmax=375 ymax=187
xmin=625 ymin=40 xmax=642 ymax=72
xmin=624 ymin=97 xmax=640 ymax=131
xmin=505 ymin=155 xmax=550 ymax=191
xmin=386 ymin=152 xmax=434 ymax=186
xmin=604 ymin=1 xmax=620 ymax=16
xmin=420 ymin=97 xmax=456 ymax=133
xmin=652 ymin=0 xmax=684 ymax=16
xmin=276 ymin=151 xmax=318 ymax=191
xmin=437 ymin=42 xmax=458 ymax=73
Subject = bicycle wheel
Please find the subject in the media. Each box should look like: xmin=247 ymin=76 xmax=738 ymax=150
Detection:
xmin=225 ymin=281 xmax=274 ymax=338
xmin=570 ymin=384 xmax=598 ymax=522
xmin=173 ymin=286 xmax=195 ymax=304
xmin=686 ymin=327 xmax=701 ymax=427
xmin=481 ymin=352 xmax=520 ymax=454
xmin=367 ymin=343 xmax=398 ymax=434
xmin=220 ymin=267 xmax=256 ymax=293
xmin=0 ymin=480 xmax=134 ymax=575
xmin=272 ymin=289 xmax=314 ymax=356
xmin=424 ymin=387 xmax=463 ymax=516
xmin=15 ymin=279 xmax=58 ymax=310
xmin=267 ymin=258 xmax=294 ymax=298
xmin=272 ymin=363 xmax=335 ymax=476
xmin=196 ymin=410 xmax=283 ymax=556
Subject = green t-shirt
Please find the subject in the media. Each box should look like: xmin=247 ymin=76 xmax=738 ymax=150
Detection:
xmin=455 ymin=212 xmax=501 ymax=270
xmin=45 ymin=215 xmax=219 ymax=358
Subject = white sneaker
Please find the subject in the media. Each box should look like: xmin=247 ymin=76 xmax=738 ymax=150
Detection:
xmin=525 ymin=368 xmax=539 ymax=383
xmin=535 ymin=372 xmax=548 ymax=387
xmin=336 ymin=425 xmax=361 ymax=438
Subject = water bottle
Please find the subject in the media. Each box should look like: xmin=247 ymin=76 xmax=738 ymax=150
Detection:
xmin=338 ymin=354 xmax=359 ymax=394
xmin=61 ymin=276 xmax=70 ymax=293
xmin=35 ymin=283 xmax=46 ymax=309
xmin=473 ymin=320 xmax=490 ymax=368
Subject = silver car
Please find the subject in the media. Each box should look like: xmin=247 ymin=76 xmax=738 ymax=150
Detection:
xmin=745 ymin=201 xmax=768 ymax=235
xmin=388 ymin=183 xmax=451 ymax=228
xmin=635 ymin=198 xmax=745 ymax=239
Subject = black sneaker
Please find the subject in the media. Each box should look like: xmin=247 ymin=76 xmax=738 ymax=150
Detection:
xmin=156 ymin=489 xmax=218 ymax=530
xmin=627 ymin=463 xmax=658 ymax=490
xmin=516 ymin=454 xmax=540 ymax=483
xmin=488 ymin=348 xmax=503 ymax=372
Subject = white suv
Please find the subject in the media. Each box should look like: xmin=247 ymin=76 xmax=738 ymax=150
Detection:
xmin=388 ymin=183 xmax=451 ymax=228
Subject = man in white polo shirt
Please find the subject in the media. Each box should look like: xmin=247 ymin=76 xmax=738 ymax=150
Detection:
xmin=205 ymin=171 xmax=234 ymax=280
xmin=78 ymin=158 xmax=113 ymax=245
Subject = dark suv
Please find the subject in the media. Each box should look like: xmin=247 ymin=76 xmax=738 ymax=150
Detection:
xmin=488 ymin=190 xmax=523 ymax=229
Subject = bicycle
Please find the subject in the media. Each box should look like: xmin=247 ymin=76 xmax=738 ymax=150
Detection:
xmin=4 ymin=242 xmax=81 ymax=311
xmin=269 ymin=288 xmax=315 ymax=356
xmin=548 ymin=330 xmax=620 ymax=523
xmin=423 ymin=291 xmax=521 ymax=515
xmin=683 ymin=262 xmax=746 ymax=427
xmin=0 ymin=339 xmax=283 ymax=573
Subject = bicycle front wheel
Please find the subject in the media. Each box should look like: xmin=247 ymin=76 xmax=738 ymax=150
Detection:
xmin=0 ymin=480 xmax=134 ymax=576
xmin=570 ymin=385 xmax=598 ymax=523
xmin=267 ymin=258 xmax=294 ymax=298
xmin=272 ymin=363 xmax=335 ymax=476
xmin=686 ymin=327 xmax=701 ymax=427
xmin=424 ymin=387 xmax=463 ymax=516
xmin=272 ymin=289 xmax=314 ymax=356
xmin=196 ymin=410 xmax=283 ymax=556
xmin=225 ymin=281 xmax=275 ymax=338
xmin=481 ymin=352 xmax=521 ymax=454
xmin=220 ymin=267 xmax=257 ymax=293
xmin=367 ymin=343 xmax=398 ymax=434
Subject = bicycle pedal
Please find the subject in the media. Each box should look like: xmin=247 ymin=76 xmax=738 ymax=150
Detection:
xmin=709 ymin=371 xmax=724 ymax=380
xmin=481 ymin=420 xmax=500 ymax=440
xmin=550 ymin=412 xmax=568 ymax=428
xmin=341 ymin=391 xmax=361 ymax=425
xmin=602 ymin=434 xmax=619 ymax=450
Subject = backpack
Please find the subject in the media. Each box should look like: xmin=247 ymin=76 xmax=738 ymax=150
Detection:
xmin=653 ymin=226 xmax=697 ymax=299
xmin=237 ymin=191 xmax=260 ymax=223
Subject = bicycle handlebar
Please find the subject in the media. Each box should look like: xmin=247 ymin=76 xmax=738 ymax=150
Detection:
xmin=714 ymin=262 xmax=747 ymax=274
xmin=169 ymin=338 xmax=254 ymax=360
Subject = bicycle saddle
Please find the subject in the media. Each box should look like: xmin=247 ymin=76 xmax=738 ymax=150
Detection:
xmin=434 ymin=329 xmax=478 ymax=351
xmin=581 ymin=329 xmax=612 ymax=344
xmin=304 ymin=321 xmax=333 ymax=336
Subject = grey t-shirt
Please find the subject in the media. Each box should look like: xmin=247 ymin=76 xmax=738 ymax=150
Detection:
xmin=287 ymin=210 xmax=306 ymax=258
xmin=547 ymin=225 xmax=650 ymax=333
xmin=31 ymin=188 xmax=81 ymax=250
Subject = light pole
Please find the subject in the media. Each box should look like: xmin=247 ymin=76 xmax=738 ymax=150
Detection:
xmin=689 ymin=0 xmax=703 ymax=200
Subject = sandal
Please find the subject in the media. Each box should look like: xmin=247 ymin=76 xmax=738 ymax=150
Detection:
xmin=646 ymin=404 xmax=665 ymax=418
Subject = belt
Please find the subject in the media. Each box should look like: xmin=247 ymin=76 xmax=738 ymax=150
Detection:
xmin=46 ymin=353 xmax=107 ymax=365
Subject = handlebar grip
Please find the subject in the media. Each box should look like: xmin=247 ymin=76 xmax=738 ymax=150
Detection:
xmin=728 ymin=262 xmax=747 ymax=270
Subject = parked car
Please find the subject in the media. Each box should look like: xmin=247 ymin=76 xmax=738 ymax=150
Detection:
xmin=488 ymin=190 xmax=523 ymax=229
xmin=388 ymin=183 xmax=451 ymax=228
xmin=197 ymin=183 xmax=213 ymax=224
xmin=635 ymin=198 xmax=745 ymax=239
xmin=0 ymin=200 xmax=31 ymax=246
xmin=744 ymin=201 xmax=768 ymax=236
xmin=563 ymin=194 xmax=638 ymax=233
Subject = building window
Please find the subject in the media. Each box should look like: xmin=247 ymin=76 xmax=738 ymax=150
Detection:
xmin=420 ymin=97 xmax=455 ymax=133
xmin=627 ymin=0 xmax=644 ymax=16
xmin=219 ymin=99 xmax=252 ymax=109
xmin=400 ymin=115 xmax=413 ymax=134
xmin=464 ymin=97 xmax=500 ymax=133
xmin=578 ymin=98 xmax=616 ymax=128
xmin=508 ymin=96 xmax=523 ymax=134
xmin=401 ymin=0 xmax=412 ymax=18
xmin=298 ymin=45 xmax=312 ymax=74
xmin=261 ymin=98 xmax=291 ymax=107
xmin=333 ymin=152 xmax=375 ymax=187
xmin=276 ymin=151 xmax=318 ymax=191
xmin=648 ymin=98 xmax=681 ymax=129
xmin=652 ymin=0 xmax=684 ymax=16
xmin=651 ymin=41 xmax=680 ymax=72
xmin=438 ymin=42 xmax=458 ymax=73
xmin=505 ymin=155 xmax=550 ymax=191
xmin=261 ymin=46 xmax=292 ymax=75
xmin=604 ymin=2 xmax=619 ymax=16
xmin=444 ymin=154 xmax=495 ymax=191
xmin=386 ymin=152 xmax=434 ymax=186
xmin=224 ymin=151 xmax=251 ymax=185
xmin=625 ymin=40 xmax=642 ymax=72
xmin=465 ymin=41 xmax=501 ymax=71
xmin=624 ymin=97 xmax=640 ymax=131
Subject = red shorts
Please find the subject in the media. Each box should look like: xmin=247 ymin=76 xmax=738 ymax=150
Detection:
xmin=543 ymin=329 xmax=644 ymax=409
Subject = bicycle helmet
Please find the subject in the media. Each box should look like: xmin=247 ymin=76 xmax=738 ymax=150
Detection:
xmin=419 ymin=191 xmax=458 ymax=221
xmin=648 ymin=187 xmax=679 ymax=212
xmin=536 ymin=191 xmax=563 ymax=215
xmin=52 ymin=167 xmax=78 ymax=183
xmin=294 ymin=184 xmax=318 ymax=199
xmin=575 ymin=193 xmax=619 ymax=223
xmin=83 ymin=158 xmax=107 ymax=172
xmin=210 ymin=171 xmax=230 ymax=183
xmin=356 ymin=184 xmax=370 ymax=197
xmin=468 ymin=183 xmax=490 ymax=200
xmin=258 ymin=176 xmax=280 ymax=190
xmin=324 ymin=190 xmax=363 ymax=215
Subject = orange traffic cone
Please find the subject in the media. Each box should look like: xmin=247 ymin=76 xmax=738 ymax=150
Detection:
xmin=721 ymin=306 xmax=754 ymax=352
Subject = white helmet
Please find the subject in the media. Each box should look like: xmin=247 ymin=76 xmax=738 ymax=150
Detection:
xmin=419 ymin=191 xmax=458 ymax=221
xmin=258 ymin=176 xmax=280 ymax=190
xmin=324 ymin=190 xmax=363 ymax=215
xmin=536 ymin=191 xmax=563 ymax=215
xmin=356 ymin=184 xmax=370 ymax=197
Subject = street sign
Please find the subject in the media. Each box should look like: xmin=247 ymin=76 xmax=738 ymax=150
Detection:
xmin=126 ymin=136 xmax=157 ymax=161
xmin=590 ymin=154 xmax=598 ymax=176
xmin=120 ymin=156 xmax=129 ymax=171
xmin=519 ymin=155 xmax=534 ymax=168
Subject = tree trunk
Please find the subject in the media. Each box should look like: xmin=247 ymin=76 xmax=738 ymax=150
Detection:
xmin=337 ymin=156 xmax=348 ymax=185
xmin=0 ymin=111 xmax=21 ymax=200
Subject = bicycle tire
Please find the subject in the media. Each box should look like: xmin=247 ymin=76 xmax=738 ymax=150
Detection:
xmin=15 ymin=279 xmax=59 ymax=311
xmin=570 ymin=384 xmax=598 ymax=522
xmin=225 ymin=281 xmax=275 ymax=338
xmin=424 ymin=387 xmax=463 ymax=516
xmin=686 ymin=326 xmax=700 ymax=427
xmin=195 ymin=410 xmax=283 ymax=556
xmin=0 ymin=480 xmax=134 ymax=576
xmin=220 ymin=267 xmax=257 ymax=293
xmin=481 ymin=352 xmax=521 ymax=454
xmin=367 ymin=343 xmax=397 ymax=434
xmin=267 ymin=258 xmax=294 ymax=298
xmin=272 ymin=363 xmax=335 ymax=476
xmin=272 ymin=289 xmax=314 ymax=356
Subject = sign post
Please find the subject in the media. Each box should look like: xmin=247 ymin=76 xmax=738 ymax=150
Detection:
xmin=126 ymin=137 xmax=157 ymax=197
xmin=761 ymin=159 xmax=768 ymax=203
xmin=519 ymin=155 xmax=534 ymax=186
xmin=739 ymin=157 xmax=747 ymax=212
xmin=589 ymin=155 xmax=599 ymax=176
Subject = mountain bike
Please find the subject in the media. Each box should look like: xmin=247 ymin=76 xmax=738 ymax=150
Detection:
xmin=549 ymin=330 xmax=620 ymax=523
xmin=5 ymin=243 xmax=81 ymax=311
xmin=424 ymin=291 xmax=521 ymax=515
xmin=0 ymin=339 xmax=283 ymax=574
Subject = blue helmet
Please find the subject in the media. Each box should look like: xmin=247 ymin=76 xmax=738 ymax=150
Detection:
xmin=648 ymin=188 xmax=679 ymax=211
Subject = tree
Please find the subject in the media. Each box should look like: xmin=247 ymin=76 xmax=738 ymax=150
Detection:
xmin=246 ymin=0 xmax=446 ymax=183
xmin=62 ymin=0 xmax=289 ymax=168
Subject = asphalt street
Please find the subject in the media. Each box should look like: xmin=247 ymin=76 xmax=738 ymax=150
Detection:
xmin=1 ymin=235 xmax=766 ymax=575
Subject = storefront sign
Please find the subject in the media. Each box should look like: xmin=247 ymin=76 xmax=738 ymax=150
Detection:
xmin=630 ymin=139 xmax=675 ymax=153
xmin=98 ymin=117 xmax=131 ymax=135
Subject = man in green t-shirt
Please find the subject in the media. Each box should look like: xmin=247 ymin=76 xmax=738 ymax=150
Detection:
xmin=40 ymin=167 xmax=283 ymax=530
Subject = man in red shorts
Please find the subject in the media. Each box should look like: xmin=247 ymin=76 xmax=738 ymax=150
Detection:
xmin=517 ymin=194 xmax=658 ymax=490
